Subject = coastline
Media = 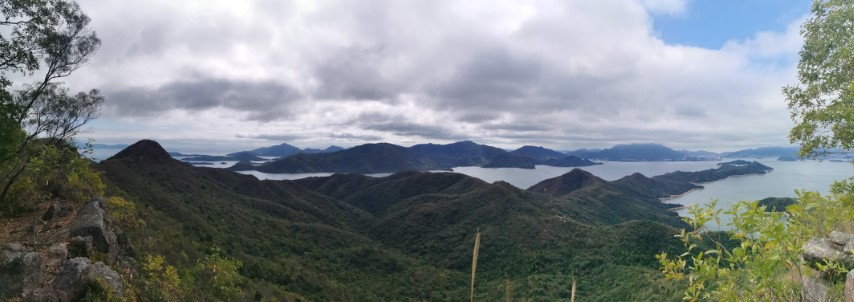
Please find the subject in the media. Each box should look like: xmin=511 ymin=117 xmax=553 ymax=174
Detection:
xmin=659 ymin=187 xmax=704 ymax=202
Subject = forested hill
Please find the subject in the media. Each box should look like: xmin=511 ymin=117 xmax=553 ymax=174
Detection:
xmin=97 ymin=139 xmax=693 ymax=300
xmin=231 ymin=141 xmax=599 ymax=173
xmin=565 ymin=143 xmax=719 ymax=161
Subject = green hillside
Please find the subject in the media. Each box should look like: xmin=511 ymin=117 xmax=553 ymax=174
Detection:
xmin=99 ymin=140 xmax=687 ymax=300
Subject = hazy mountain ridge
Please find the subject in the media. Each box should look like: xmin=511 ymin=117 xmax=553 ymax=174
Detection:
xmin=233 ymin=141 xmax=600 ymax=173
xmin=228 ymin=142 xmax=344 ymax=157
xmin=566 ymin=143 xmax=720 ymax=161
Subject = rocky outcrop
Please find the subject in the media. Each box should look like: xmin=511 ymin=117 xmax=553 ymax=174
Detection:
xmin=0 ymin=246 xmax=45 ymax=298
xmin=68 ymin=197 xmax=119 ymax=260
xmin=801 ymin=231 xmax=854 ymax=302
xmin=803 ymin=237 xmax=854 ymax=269
xmin=41 ymin=200 xmax=72 ymax=221
xmin=30 ymin=257 xmax=124 ymax=301
xmin=0 ymin=197 xmax=132 ymax=301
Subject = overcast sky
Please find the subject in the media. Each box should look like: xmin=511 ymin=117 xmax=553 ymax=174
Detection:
xmin=66 ymin=0 xmax=811 ymax=153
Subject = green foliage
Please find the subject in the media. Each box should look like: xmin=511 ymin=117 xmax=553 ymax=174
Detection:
xmin=785 ymin=0 xmax=854 ymax=156
xmin=105 ymin=196 xmax=145 ymax=231
xmin=0 ymin=0 xmax=103 ymax=208
xmin=140 ymin=255 xmax=183 ymax=302
xmin=137 ymin=250 xmax=246 ymax=302
xmin=756 ymin=197 xmax=797 ymax=212
xmin=184 ymin=248 xmax=245 ymax=301
xmin=658 ymin=185 xmax=854 ymax=301
xmin=80 ymin=277 xmax=124 ymax=302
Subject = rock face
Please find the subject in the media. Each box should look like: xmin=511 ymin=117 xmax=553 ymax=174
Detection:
xmin=802 ymin=232 xmax=854 ymax=270
xmin=801 ymin=231 xmax=854 ymax=302
xmin=36 ymin=257 xmax=124 ymax=301
xmin=1 ymin=248 xmax=45 ymax=299
xmin=847 ymin=270 xmax=854 ymax=302
xmin=68 ymin=198 xmax=119 ymax=261
xmin=0 ymin=197 xmax=131 ymax=301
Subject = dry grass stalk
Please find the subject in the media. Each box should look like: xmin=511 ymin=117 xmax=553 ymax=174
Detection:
xmin=571 ymin=276 xmax=576 ymax=302
xmin=470 ymin=229 xmax=481 ymax=302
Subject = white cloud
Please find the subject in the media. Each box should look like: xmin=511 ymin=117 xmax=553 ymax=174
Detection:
xmin=68 ymin=0 xmax=804 ymax=152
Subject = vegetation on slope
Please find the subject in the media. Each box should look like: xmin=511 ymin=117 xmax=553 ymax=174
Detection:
xmin=97 ymin=139 xmax=693 ymax=300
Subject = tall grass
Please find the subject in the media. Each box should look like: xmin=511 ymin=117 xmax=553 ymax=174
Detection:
xmin=470 ymin=229 xmax=481 ymax=302
xmin=571 ymin=276 xmax=576 ymax=302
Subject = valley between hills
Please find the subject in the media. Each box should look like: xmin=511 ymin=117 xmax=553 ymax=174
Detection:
xmin=84 ymin=140 xmax=770 ymax=300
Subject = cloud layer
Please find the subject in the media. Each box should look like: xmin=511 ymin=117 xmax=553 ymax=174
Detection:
xmin=68 ymin=0 xmax=804 ymax=152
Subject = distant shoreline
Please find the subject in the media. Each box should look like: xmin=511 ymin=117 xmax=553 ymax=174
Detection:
xmin=660 ymin=187 xmax=703 ymax=202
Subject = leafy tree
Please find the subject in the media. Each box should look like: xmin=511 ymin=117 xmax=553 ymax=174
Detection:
xmin=0 ymin=0 xmax=102 ymax=208
xmin=660 ymin=1 xmax=854 ymax=300
xmin=785 ymin=0 xmax=854 ymax=157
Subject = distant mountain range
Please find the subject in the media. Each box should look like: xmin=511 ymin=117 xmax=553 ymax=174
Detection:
xmin=228 ymin=142 xmax=344 ymax=157
xmin=564 ymin=143 xmax=720 ymax=161
xmin=721 ymin=146 xmax=801 ymax=158
xmin=231 ymin=142 xmax=600 ymax=173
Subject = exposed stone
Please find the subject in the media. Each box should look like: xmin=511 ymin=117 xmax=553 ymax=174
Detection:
xmin=0 ymin=244 xmax=24 ymax=299
xmin=46 ymin=257 xmax=123 ymax=301
xmin=68 ymin=198 xmax=117 ymax=257
xmin=0 ymin=248 xmax=44 ymax=300
xmin=1 ymin=242 xmax=24 ymax=262
xmin=803 ymin=274 xmax=834 ymax=302
xmin=21 ymin=252 xmax=46 ymax=296
xmin=85 ymin=262 xmax=124 ymax=295
xmin=846 ymin=270 xmax=854 ymax=302
xmin=68 ymin=236 xmax=92 ymax=258
xmin=52 ymin=257 xmax=92 ymax=300
xmin=41 ymin=201 xmax=72 ymax=221
xmin=25 ymin=288 xmax=61 ymax=302
xmin=45 ymin=243 xmax=68 ymax=273
xmin=803 ymin=238 xmax=854 ymax=270
xmin=831 ymin=231 xmax=854 ymax=252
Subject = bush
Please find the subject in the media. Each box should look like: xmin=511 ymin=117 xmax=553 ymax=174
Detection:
xmin=658 ymin=178 xmax=854 ymax=301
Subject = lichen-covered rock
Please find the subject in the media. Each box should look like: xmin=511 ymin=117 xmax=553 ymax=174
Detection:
xmin=68 ymin=236 xmax=93 ymax=258
xmin=45 ymin=243 xmax=68 ymax=273
xmin=45 ymin=257 xmax=123 ymax=301
xmin=831 ymin=231 xmax=854 ymax=252
xmin=803 ymin=238 xmax=854 ymax=270
xmin=846 ymin=270 xmax=854 ymax=302
xmin=1 ymin=250 xmax=45 ymax=299
xmin=68 ymin=198 xmax=117 ymax=258
xmin=1 ymin=242 xmax=24 ymax=262
xmin=52 ymin=257 xmax=92 ymax=300
xmin=85 ymin=262 xmax=124 ymax=295
xmin=803 ymin=274 xmax=833 ymax=302
xmin=26 ymin=288 xmax=61 ymax=302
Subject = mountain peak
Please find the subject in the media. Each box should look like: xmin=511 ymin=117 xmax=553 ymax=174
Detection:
xmin=107 ymin=139 xmax=174 ymax=162
xmin=527 ymin=168 xmax=603 ymax=197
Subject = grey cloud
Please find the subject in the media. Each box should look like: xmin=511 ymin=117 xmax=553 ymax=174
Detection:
xmin=482 ymin=123 xmax=549 ymax=132
xmin=313 ymin=46 xmax=399 ymax=100
xmin=328 ymin=133 xmax=384 ymax=141
xmin=106 ymin=77 xmax=302 ymax=120
xmin=364 ymin=121 xmax=467 ymax=140
xmin=675 ymin=105 xmax=707 ymax=117
xmin=430 ymin=49 xmax=543 ymax=109
xmin=235 ymin=134 xmax=304 ymax=141
xmin=455 ymin=112 xmax=501 ymax=123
